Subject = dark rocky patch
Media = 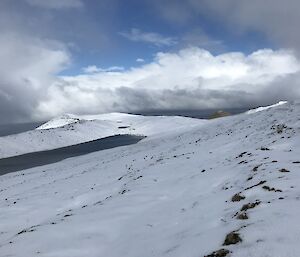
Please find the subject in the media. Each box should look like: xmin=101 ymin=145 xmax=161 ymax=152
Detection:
xmin=236 ymin=212 xmax=248 ymax=220
xmin=231 ymin=193 xmax=245 ymax=202
xmin=260 ymin=147 xmax=270 ymax=151
xmin=205 ymin=248 xmax=230 ymax=257
xmin=244 ymin=180 xmax=266 ymax=190
xmin=118 ymin=126 xmax=130 ymax=129
xmin=279 ymin=168 xmax=290 ymax=173
xmin=17 ymin=228 xmax=35 ymax=235
xmin=120 ymin=189 xmax=128 ymax=194
xmin=252 ymin=164 xmax=262 ymax=172
xmin=223 ymin=232 xmax=242 ymax=245
xmin=236 ymin=152 xmax=247 ymax=158
xmin=17 ymin=225 xmax=40 ymax=235
xmin=240 ymin=201 xmax=261 ymax=211
xmin=93 ymin=200 xmax=103 ymax=206
xmin=271 ymin=124 xmax=287 ymax=134
xmin=262 ymin=185 xmax=282 ymax=192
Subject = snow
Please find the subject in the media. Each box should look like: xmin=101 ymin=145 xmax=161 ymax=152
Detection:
xmin=1 ymin=102 xmax=300 ymax=256
xmin=0 ymin=113 xmax=204 ymax=158
xmin=246 ymin=101 xmax=287 ymax=114
xmin=37 ymin=114 xmax=80 ymax=130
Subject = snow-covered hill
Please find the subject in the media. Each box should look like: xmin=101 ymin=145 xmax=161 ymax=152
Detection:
xmin=0 ymin=113 xmax=203 ymax=158
xmin=1 ymin=101 xmax=300 ymax=256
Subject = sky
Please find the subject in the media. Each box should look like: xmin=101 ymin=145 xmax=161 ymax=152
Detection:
xmin=1 ymin=0 xmax=300 ymax=124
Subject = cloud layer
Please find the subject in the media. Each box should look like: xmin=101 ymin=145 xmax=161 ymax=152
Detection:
xmin=34 ymin=47 xmax=300 ymax=120
xmin=120 ymin=28 xmax=177 ymax=47
xmin=154 ymin=0 xmax=300 ymax=53
xmin=82 ymin=65 xmax=125 ymax=74
xmin=2 ymin=1 xmax=300 ymax=124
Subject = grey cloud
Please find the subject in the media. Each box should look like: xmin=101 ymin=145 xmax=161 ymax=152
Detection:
xmin=0 ymin=0 xmax=115 ymax=52
xmin=257 ymin=72 xmax=300 ymax=103
xmin=151 ymin=0 xmax=300 ymax=53
xmin=0 ymin=33 xmax=69 ymax=124
xmin=115 ymin=87 xmax=273 ymax=113
xmin=116 ymin=75 xmax=300 ymax=113
xmin=0 ymin=81 xmax=35 ymax=124
xmin=190 ymin=0 xmax=300 ymax=50
xmin=35 ymin=74 xmax=300 ymax=120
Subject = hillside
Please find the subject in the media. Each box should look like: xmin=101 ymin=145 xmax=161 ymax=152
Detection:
xmin=0 ymin=113 xmax=203 ymax=158
xmin=0 ymin=101 xmax=300 ymax=256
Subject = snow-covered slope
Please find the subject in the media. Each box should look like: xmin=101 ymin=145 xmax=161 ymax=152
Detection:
xmin=0 ymin=113 xmax=203 ymax=158
xmin=36 ymin=114 xmax=81 ymax=130
xmin=246 ymin=100 xmax=287 ymax=114
xmin=1 ymin=102 xmax=300 ymax=256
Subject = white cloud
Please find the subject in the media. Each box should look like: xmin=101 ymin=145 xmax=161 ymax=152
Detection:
xmin=25 ymin=0 xmax=83 ymax=9
xmin=0 ymin=32 xmax=70 ymax=123
xmin=136 ymin=58 xmax=145 ymax=63
xmin=35 ymin=47 xmax=300 ymax=119
xmin=82 ymin=65 xmax=124 ymax=74
xmin=119 ymin=28 xmax=177 ymax=47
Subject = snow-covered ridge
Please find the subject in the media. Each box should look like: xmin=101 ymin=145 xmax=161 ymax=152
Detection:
xmin=0 ymin=113 xmax=204 ymax=158
xmin=36 ymin=112 xmax=142 ymax=130
xmin=246 ymin=101 xmax=287 ymax=114
xmin=37 ymin=101 xmax=289 ymax=131
xmin=1 ymin=102 xmax=300 ymax=256
xmin=36 ymin=114 xmax=80 ymax=130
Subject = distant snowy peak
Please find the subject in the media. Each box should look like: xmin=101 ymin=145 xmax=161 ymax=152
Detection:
xmin=36 ymin=113 xmax=142 ymax=130
xmin=247 ymin=101 xmax=287 ymax=114
xmin=39 ymin=101 xmax=288 ymax=130
xmin=37 ymin=114 xmax=81 ymax=130
xmin=0 ymin=113 xmax=204 ymax=159
xmin=36 ymin=112 xmax=201 ymax=131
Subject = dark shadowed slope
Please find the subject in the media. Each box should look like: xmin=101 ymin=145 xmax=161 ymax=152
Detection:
xmin=0 ymin=134 xmax=144 ymax=175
